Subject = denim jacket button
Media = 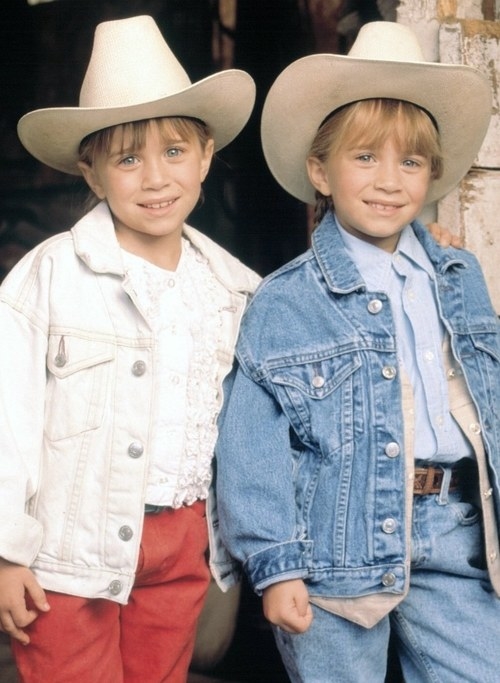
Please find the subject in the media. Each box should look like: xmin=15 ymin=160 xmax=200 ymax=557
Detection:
xmin=385 ymin=442 xmax=400 ymax=458
xmin=381 ymin=518 xmax=397 ymax=534
xmin=118 ymin=525 xmax=133 ymax=541
xmin=128 ymin=441 xmax=144 ymax=458
xmin=132 ymin=360 xmax=146 ymax=376
xmin=54 ymin=353 xmax=67 ymax=367
xmin=382 ymin=366 xmax=397 ymax=380
xmin=312 ymin=375 xmax=325 ymax=388
xmin=108 ymin=580 xmax=123 ymax=596
xmin=381 ymin=571 xmax=396 ymax=587
xmin=367 ymin=299 xmax=383 ymax=314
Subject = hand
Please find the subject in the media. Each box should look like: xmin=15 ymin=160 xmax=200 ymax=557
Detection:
xmin=0 ymin=558 xmax=50 ymax=645
xmin=426 ymin=222 xmax=463 ymax=249
xmin=262 ymin=579 xmax=313 ymax=634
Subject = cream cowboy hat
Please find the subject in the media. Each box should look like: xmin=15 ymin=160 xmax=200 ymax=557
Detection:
xmin=18 ymin=15 xmax=256 ymax=175
xmin=261 ymin=21 xmax=492 ymax=205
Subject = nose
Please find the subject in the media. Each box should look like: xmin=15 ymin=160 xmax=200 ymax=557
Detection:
xmin=141 ymin=156 xmax=170 ymax=190
xmin=373 ymin=160 xmax=402 ymax=193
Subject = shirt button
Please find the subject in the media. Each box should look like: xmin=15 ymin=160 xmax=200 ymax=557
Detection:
xmin=312 ymin=375 xmax=325 ymax=388
xmin=108 ymin=580 xmax=123 ymax=596
xmin=382 ymin=518 xmax=397 ymax=534
xmin=381 ymin=571 xmax=396 ymax=587
xmin=367 ymin=299 xmax=383 ymax=314
xmin=128 ymin=442 xmax=144 ymax=459
xmin=424 ymin=350 xmax=434 ymax=362
xmin=385 ymin=442 xmax=400 ymax=458
xmin=382 ymin=366 xmax=397 ymax=380
xmin=167 ymin=279 xmax=176 ymax=288
xmin=469 ymin=423 xmax=481 ymax=435
xmin=118 ymin=526 xmax=133 ymax=541
xmin=132 ymin=360 xmax=146 ymax=376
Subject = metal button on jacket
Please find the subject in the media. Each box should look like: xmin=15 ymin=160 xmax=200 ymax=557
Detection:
xmin=381 ymin=518 xmax=397 ymax=534
xmin=312 ymin=375 xmax=325 ymax=389
xmin=132 ymin=360 xmax=146 ymax=376
xmin=385 ymin=442 xmax=400 ymax=458
xmin=367 ymin=299 xmax=383 ymax=314
xmin=54 ymin=353 xmax=67 ymax=367
xmin=108 ymin=580 xmax=123 ymax=596
xmin=128 ymin=442 xmax=144 ymax=459
xmin=382 ymin=366 xmax=397 ymax=380
xmin=381 ymin=571 xmax=396 ymax=587
xmin=118 ymin=525 xmax=133 ymax=541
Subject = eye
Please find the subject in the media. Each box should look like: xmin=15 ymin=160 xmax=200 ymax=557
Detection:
xmin=402 ymin=156 xmax=428 ymax=170
xmin=119 ymin=155 xmax=138 ymax=167
xmin=166 ymin=147 xmax=183 ymax=158
xmin=356 ymin=153 xmax=374 ymax=163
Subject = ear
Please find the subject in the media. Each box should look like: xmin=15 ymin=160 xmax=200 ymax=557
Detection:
xmin=77 ymin=161 xmax=106 ymax=200
xmin=306 ymin=156 xmax=331 ymax=197
xmin=200 ymin=138 xmax=215 ymax=182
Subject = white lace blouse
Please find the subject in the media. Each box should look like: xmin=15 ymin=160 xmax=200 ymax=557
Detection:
xmin=122 ymin=237 xmax=229 ymax=508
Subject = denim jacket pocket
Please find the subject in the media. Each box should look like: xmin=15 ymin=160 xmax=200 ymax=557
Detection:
xmin=46 ymin=334 xmax=115 ymax=441
xmin=269 ymin=351 xmax=361 ymax=452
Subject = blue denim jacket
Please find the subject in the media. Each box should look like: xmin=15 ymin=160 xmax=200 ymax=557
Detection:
xmin=216 ymin=212 xmax=500 ymax=599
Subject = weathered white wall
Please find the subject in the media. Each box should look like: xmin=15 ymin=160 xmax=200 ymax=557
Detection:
xmin=399 ymin=0 xmax=500 ymax=312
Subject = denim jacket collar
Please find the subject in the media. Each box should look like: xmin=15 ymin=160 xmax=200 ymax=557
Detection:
xmin=311 ymin=211 xmax=468 ymax=295
xmin=71 ymin=200 xmax=259 ymax=295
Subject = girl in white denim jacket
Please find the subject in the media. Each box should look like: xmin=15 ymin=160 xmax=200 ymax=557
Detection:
xmin=0 ymin=15 xmax=259 ymax=683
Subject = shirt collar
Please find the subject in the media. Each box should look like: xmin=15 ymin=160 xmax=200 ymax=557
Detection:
xmin=337 ymin=218 xmax=435 ymax=291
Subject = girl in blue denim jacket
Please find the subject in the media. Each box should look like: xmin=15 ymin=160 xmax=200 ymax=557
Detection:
xmin=216 ymin=21 xmax=500 ymax=682
xmin=0 ymin=15 xmax=259 ymax=683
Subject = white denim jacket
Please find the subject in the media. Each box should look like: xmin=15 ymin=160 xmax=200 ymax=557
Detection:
xmin=0 ymin=201 xmax=259 ymax=603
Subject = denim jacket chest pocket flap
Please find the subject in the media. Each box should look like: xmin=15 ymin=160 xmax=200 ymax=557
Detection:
xmin=269 ymin=351 xmax=362 ymax=398
xmin=46 ymin=334 xmax=116 ymax=441
xmin=267 ymin=351 xmax=362 ymax=453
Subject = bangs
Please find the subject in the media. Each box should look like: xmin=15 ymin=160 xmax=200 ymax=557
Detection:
xmin=79 ymin=116 xmax=212 ymax=165
xmin=311 ymin=99 xmax=443 ymax=180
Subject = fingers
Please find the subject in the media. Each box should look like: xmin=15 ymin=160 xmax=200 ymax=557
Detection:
xmin=0 ymin=562 xmax=50 ymax=645
xmin=263 ymin=579 xmax=314 ymax=634
xmin=426 ymin=222 xmax=464 ymax=249
xmin=0 ymin=610 xmax=34 ymax=646
xmin=25 ymin=575 xmax=50 ymax=615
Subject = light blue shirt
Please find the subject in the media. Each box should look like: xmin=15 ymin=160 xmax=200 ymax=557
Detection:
xmin=337 ymin=219 xmax=471 ymax=462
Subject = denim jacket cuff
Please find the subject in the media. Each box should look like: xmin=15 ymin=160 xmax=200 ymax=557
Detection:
xmin=245 ymin=539 xmax=314 ymax=593
xmin=0 ymin=511 xmax=43 ymax=566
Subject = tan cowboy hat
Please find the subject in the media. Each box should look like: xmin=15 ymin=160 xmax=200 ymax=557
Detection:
xmin=18 ymin=15 xmax=256 ymax=175
xmin=261 ymin=21 xmax=492 ymax=205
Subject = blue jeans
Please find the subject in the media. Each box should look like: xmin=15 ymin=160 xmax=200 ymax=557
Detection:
xmin=273 ymin=486 xmax=500 ymax=682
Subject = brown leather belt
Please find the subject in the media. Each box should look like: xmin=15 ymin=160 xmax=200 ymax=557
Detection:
xmin=413 ymin=465 xmax=462 ymax=495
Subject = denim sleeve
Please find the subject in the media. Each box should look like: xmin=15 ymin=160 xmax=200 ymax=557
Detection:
xmin=216 ymin=363 xmax=313 ymax=593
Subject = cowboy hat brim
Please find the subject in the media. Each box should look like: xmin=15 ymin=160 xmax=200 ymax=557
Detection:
xmin=18 ymin=69 xmax=255 ymax=175
xmin=261 ymin=54 xmax=491 ymax=205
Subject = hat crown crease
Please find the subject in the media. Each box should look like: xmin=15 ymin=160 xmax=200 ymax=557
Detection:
xmin=79 ymin=16 xmax=192 ymax=108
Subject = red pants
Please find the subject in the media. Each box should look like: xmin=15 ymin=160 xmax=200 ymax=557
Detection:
xmin=12 ymin=501 xmax=210 ymax=683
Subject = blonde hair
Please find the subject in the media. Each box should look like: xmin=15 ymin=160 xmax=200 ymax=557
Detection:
xmin=308 ymin=99 xmax=443 ymax=226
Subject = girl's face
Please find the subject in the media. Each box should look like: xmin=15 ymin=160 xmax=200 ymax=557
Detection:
xmin=307 ymin=133 xmax=432 ymax=253
xmin=78 ymin=120 xmax=213 ymax=267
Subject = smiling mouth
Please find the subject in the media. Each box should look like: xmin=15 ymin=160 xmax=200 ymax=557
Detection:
xmin=141 ymin=199 xmax=176 ymax=209
xmin=366 ymin=201 xmax=403 ymax=211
